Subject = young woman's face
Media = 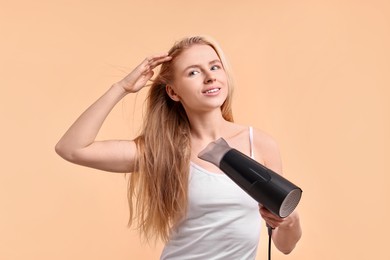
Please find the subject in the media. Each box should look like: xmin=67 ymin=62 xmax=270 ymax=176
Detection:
xmin=168 ymin=44 xmax=228 ymax=115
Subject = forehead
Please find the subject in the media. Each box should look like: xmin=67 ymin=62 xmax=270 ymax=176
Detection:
xmin=173 ymin=44 xmax=220 ymax=70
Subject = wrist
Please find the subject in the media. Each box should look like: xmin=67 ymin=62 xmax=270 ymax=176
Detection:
xmin=111 ymin=82 xmax=131 ymax=97
xmin=279 ymin=212 xmax=300 ymax=230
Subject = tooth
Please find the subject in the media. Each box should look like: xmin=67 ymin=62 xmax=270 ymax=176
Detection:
xmin=206 ymin=88 xmax=218 ymax=93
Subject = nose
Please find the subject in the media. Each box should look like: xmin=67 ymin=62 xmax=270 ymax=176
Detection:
xmin=204 ymin=72 xmax=216 ymax=84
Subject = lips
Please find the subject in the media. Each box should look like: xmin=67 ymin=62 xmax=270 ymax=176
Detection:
xmin=202 ymin=87 xmax=221 ymax=94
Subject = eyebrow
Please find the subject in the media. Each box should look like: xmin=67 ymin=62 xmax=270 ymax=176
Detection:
xmin=183 ymin=59 xmax=222 ymax=72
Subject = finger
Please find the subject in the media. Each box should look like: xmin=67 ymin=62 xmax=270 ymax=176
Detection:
xmin=136 ymin=58 xmax=153 ymax=74
xmin=143 ymin=53 xmax=166 ymax=65
xmin=263 ymin=214 xmax=284 ymax=225
xmin=148 ymin=52 xmax=171 ymax=60
xmin=267 ymin=222 xmax=281 ymax=229
xmin=137 ymin=53 xmax=171 ymax=77
xmin=266 ymin=222 xmax=276 ymax=229
xmin=148 ymin=55 xmax=172 ymax=69
xmin=263 ymin=215 xmax=284 ymax=228
xmin=259 ymin=206 xmax=276 ymax=218
xmin=259 ymin=207 xmax=284 ymax=226
xmin=138 ymin=55 xmax=170 ymax=75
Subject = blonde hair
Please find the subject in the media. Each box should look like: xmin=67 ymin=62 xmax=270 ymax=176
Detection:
xmin=128 ymin=36 xmax=235 ymax=243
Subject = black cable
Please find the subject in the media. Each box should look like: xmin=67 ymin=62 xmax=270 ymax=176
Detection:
xmin=267 ymin=225 xmax=273 ymax=260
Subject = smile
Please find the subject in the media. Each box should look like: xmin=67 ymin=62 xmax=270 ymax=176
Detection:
xmin=203 ymin=88 xmax=221 ymax=94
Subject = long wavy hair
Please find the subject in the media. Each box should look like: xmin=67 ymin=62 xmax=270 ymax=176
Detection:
xmin=128 ymin=36 xmax=235 ymax=243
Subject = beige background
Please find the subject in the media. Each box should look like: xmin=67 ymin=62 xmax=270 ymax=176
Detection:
xmin=1 ymin=0 xmax=389 ymax=259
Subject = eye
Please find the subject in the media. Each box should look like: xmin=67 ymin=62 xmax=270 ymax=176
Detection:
xmin=188 ymin=70 xmax=199 ymax=76
xmin=210 ymin=65 xmax=221 ymax=71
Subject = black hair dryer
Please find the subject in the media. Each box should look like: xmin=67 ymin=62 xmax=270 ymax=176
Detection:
xmin=198 ymin=138 xmax=302 ymax=218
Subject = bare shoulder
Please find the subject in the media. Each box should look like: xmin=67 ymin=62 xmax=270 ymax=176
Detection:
xmin=252 ymin=128 xmax=279 ymax=151
xmin=252 ymin=128 xmax=283 ymax=174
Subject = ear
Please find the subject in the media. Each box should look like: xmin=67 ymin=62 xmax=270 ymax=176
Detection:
xmin=166 ymin=85 xmax=180 ymax=102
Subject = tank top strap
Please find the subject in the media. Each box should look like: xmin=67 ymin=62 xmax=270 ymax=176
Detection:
xmin=249 ymin=126 xmax=255 ymax=159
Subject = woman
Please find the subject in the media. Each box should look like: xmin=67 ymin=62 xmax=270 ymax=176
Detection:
xmin=55 ymin=36 xmax=302 ymax=259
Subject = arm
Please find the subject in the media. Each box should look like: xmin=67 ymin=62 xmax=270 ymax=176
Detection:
xmin=255 ymin=130 xmax=302 ymax=254
xmin=55 ymin=54 xmax=172 ymax=173
xmin=260 ymin=207 xmax=302 ymax=254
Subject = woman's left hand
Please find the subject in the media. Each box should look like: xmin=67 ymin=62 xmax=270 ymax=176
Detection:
xmin=259 ymin=205 xmax=302 ymax=254
xmin=259 ymin=205 xmax=297 ymax=229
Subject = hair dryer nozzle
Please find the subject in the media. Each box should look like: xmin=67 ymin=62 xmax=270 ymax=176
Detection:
xmin=198 ymin=138 xmax=231 ymax=167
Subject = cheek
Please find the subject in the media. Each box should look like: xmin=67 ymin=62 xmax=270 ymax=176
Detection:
xmin=176 ymin=78 xmax=199 ymax=91
xmin=217 ymin=71 xmax=228 ymax=83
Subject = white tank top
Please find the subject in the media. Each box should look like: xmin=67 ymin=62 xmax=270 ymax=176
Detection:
xmin=160 ymin=127 xmax=261 ymax=260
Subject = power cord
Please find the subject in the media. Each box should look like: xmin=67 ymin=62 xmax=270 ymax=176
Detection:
xmin=267 ymin=225 xmax=274 ymax=260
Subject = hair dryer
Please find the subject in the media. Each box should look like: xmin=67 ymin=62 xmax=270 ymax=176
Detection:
xmin=198 ymin=138 xmax=302 ymax=218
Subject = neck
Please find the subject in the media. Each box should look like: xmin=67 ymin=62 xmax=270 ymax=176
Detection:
xmin=187 ymin=110 xmax=230 ymax=141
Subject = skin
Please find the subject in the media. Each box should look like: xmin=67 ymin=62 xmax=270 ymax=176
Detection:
xmin=55 ymin=44 xmax=301 ymax=255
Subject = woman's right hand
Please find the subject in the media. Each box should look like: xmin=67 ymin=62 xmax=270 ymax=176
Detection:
xmin=55 ymin=53 xmax=172 ymax=173
xmin=115 ymin=53 xmax=172 ymax=93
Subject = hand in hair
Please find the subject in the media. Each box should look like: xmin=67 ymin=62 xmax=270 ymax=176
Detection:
xmin=55 ymin=54 xmax=170 ymax=173
xmin=114 ymin=53 xmax=172 ymax=93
